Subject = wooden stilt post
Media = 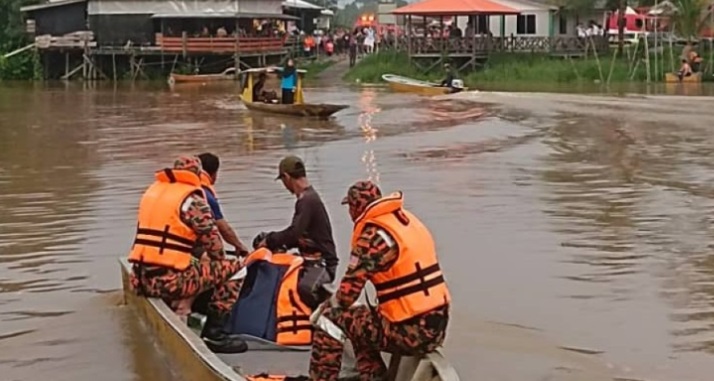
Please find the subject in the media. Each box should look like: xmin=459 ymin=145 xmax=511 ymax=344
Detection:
xmin=65 ymin=52 xmax=69 ymax=78
xmin=112 ymin=52 xmax=117 ymax=81
xmin=406 ymin=15 xmax=412 ymax=64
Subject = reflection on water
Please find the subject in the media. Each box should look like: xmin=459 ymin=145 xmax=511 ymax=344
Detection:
xmin=3 ymin=82 xmax=714 ymax=381
xmin=358 ymin=88 xmax=380 ymax=184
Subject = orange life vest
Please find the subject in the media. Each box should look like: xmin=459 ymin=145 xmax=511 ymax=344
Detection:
xmin=199 ymin=170 xmax=217 ymax=198
xmin=128 ymin=168 xmax=204 ymax=271
xmin=351 ymin=192 xmax=451 ymax=323
xmin=243 ymin=249 xmax=313 ymax=345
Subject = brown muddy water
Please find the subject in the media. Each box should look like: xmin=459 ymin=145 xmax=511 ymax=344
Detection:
xmin=2 ymin=81 xmax=714 ymax=381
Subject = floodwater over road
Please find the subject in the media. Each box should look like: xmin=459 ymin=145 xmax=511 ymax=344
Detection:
xmin=2 ymin=81 xmax=714 ymax=381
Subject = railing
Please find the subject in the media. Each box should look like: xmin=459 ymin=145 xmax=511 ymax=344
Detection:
xmin=155 ymin=33 xmax=286 ymax=54
xmin=35 ymin=31 xmax=97 ymax=50
xmin=392 ymin=36 xmax=609 ymax=55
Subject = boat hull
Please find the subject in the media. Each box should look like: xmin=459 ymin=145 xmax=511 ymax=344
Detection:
xmin=120 ymin=258 xmax=460 ymax=381
xmin=383 ymin=74 xmax=466 ymax=96
xmin=241 ymin=97 xmax=348 ymax=119
xmin=664 ymin=72 xmax=702 ymax=83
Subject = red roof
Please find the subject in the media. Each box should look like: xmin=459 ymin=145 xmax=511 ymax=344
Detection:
xmin=392 ymin=0 xmax=520 ymax=16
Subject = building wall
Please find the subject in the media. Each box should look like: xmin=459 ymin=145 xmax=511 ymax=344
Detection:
xmin=89 ymin=14 xmax=154 ymax=45
xmin=488 ymin=10 xmax=552 ymax=37
xmin=27 ymin=2 xmax=87 ymax=36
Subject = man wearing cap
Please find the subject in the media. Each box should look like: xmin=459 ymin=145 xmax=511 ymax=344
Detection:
xmin=309 ymin=180 xmax=451 ymax=381
xmin=258 ymin=155 xmax=338 ymax=295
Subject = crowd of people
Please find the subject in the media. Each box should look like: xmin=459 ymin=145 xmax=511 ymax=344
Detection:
xmin=126 ymin=154 xmax=452 ymax=380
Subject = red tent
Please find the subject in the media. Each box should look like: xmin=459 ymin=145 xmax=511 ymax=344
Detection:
xmin=392 ymin=0 xmax=519 ymax=16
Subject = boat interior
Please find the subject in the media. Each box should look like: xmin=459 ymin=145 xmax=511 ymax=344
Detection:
xmin=120 ymin=258 xmax=460 ymax=381
xmin=240 ymin=67 xmax=307 ymax=105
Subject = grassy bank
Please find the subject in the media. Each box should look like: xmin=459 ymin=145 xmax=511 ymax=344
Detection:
xmin=344 ymin=50 xmax=711 ymax=86
xmin=299 ymin=58 xmax=336 ymax=80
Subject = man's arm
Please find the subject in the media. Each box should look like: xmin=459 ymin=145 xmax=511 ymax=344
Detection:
xmin=181 ymin=193 xmax=225 ymax=261
xmin=334 ymin=224 xmax=398 ymax=308
xmin=204 ymin=191 xmax=249 ymax=255
xmin=215 ymin=220 xmax=249 ymax=255
xmin=265 ymin=198 xmax=311 ymax=250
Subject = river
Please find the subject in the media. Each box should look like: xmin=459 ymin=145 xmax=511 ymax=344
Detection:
xmin=2 ymin=81 xmax=714 ymax=381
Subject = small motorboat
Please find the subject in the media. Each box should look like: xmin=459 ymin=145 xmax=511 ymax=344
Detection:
xmin=240 ymin=67 xmax=348 ymax=119
xmin=382 ymin=74 xmax=467 ymax=96
xmin=119 ymin=253 xmax=461 ymax=381
xmin=168 ymin=67 xmax=237 ymax=85
xmin=664 ymin=72 xmax=702 ymax=83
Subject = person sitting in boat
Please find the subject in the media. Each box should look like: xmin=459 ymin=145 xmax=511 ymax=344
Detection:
xmin=252 ymin=72 xmax=278 ymax=103
xmin=198 ymin=153 xmax=250 ymax=255
xmin=689 ymin=51 xmax=703 ymax=73
xmin=255 ymin=155 xmax=337 ymax=308
xmin=127 ymin=156 xmax=248 ymax=354
xmin=439 ymin=63 xmax=455 ymax=88
xmin=678 ymin=58 xmax=693 ymax=81
xmin=309 ymin=180 xmax=451 ymax=381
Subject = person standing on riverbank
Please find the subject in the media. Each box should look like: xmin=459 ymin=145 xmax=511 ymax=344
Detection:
xmin=309 ymin=181 xmax=451 ymax=381
xmin=127 ymin=156 xmax=247 ymax=354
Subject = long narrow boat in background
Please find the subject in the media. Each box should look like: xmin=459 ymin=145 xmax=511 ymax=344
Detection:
xmin=239 ymin=68 xmax=348 ymax=119
xmin=382 ymin=74 xmax=467 ymax=96
xmin=169 ymin=67 xmax=237 ymax=85
xmin=664 ymin=72 xmax=702 ymax=83
xmin=119 ymin=258 xmax=461 ymax=381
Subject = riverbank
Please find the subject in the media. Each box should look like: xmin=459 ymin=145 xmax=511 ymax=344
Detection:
xmin=344 ymin=50 xmax=712 ymax=86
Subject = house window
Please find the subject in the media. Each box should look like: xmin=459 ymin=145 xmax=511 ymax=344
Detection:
xmin=559 ymin=13 xmax=567 ymax=34
xmin=516 ymin=14 xmax=536 ymax=35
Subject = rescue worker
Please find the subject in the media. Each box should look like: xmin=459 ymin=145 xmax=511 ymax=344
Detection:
xmin=197 ymin=152 xmax=250 ymax=255
xmin=309 ymin=180 xmax=451 ymax=381
xmin=257 ymin=155 xmax=337 ymax=308
xmin=127 ymin=156 xmax=247 ymax=354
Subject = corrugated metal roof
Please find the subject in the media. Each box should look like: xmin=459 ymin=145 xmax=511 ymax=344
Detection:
xmin=393 ymin=0 xmax=520 ymax=16
xmin=21 ymin=0 xmax=86 ymax=13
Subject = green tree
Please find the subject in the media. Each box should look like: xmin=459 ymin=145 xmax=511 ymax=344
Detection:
xmin=668 ymin=0 xmax=713 ymax=40
xmin=1 ymin=0 xmax=41 ymax=80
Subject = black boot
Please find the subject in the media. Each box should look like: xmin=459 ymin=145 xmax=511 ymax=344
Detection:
xmin=200 ymin=311 xmax=248 ymax=354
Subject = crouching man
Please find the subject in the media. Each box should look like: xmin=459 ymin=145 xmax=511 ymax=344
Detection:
xmin=309 ymin=181 xmax=451 ymax=381
xmin=127 ymin=156 xmax=247 ymax=354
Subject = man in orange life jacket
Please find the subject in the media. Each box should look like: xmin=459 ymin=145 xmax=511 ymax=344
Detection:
xmin=197 ymin=152 xmax=250 ymax=255
xmin=309 ymin=180 xmax=451 ymax=381
xmin=128 ymin=156 xmax=247 ymax=354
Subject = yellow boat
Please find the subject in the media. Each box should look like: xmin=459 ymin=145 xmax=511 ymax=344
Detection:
xmin=119 ymin=258 xmax=461 ymax=381
xmin=664 ymin=72 xmax=702 ymax=83
xmin=240 ymin=68 xmax=348 ymax=119
xmin=382 ymin=74 xmax=467 ymax=96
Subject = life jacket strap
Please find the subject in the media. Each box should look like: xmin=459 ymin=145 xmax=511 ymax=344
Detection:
xmin=374 ymin=262 xmax=445 ymax=304
xmin=132 ymin=224 xmax=195 ymax=255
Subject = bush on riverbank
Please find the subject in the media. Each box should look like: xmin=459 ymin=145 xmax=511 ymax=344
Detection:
xmin=343 ymin=50 xmax=708 ymax=85
xmin=0 ymin=48 xmax=42 ymax=81
xmin=343 ymin=51 xmax=431 ymax=83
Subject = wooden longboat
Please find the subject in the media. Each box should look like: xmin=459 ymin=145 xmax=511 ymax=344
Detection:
xmin=239 ymin=67 xmax=348 ymax=119
xmin=119 ymin=258 xmax=461 ymax=381
xmin=382 ymin=74 xmax=467 ymax=96
xmin=664 ymin=72 xmax=702 ymax=83
xmin=169 ymin=68 xmax=237 ymax=85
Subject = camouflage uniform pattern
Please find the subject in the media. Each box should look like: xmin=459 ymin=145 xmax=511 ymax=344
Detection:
xmin=309 ymin=181 xmax=450 ymax=381
xmin=129 ymin=156 xmax=243 ymax=317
